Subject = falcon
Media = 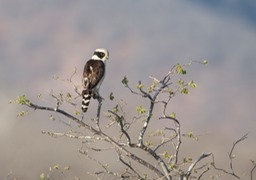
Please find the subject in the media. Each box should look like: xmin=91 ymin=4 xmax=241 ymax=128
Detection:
xmin=81 ymin=48 xmax=109 ymax=113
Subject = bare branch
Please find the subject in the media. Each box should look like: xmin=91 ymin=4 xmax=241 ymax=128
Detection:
xmin=197 ymin=166 xmax=210 ymax=180
xmin=119 ymin=156 xmax=144 ymax=180
xmin=229 ymin=133 xmax=248 ymax=172
xmin=79 ymin=148 xmax=121 ymax=179
xmin=211 ymin=133 xmax=248 ymax=179
xmin=182 ymin=152 xmax=212 ymax=179
xmin=211 ymin=153 xmax=241 ymax=179
xmin=138 ymin=81 xmax=168 ymax=146
xmin=95 ymin=98 xmax=103 ymax=131
xmin=250 ymin=160 xmax=256 ymax=180
xmin=4 ymin=172 xmax=13 ymax=180
xmin=108 ymin=110 xmax=131 ymax=145
xmin=41 ymin=131 xmax=103 ymax=141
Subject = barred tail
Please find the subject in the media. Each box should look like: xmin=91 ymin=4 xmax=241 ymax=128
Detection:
xmin=82 ymin=89 xmax=91 ymax=112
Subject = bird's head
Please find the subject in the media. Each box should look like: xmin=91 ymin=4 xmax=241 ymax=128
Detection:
xmin=91 ymin=48 xmax=109 ymax=62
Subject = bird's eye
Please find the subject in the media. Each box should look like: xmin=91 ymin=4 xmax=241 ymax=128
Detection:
xmin=99 ymin=52 xmax=105 ymax=58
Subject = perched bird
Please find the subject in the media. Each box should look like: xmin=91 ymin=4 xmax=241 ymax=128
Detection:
xmin=81 ymin=48 xmax=109 ymax=113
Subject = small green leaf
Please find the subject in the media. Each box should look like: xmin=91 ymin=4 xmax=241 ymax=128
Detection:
xmin=163 ymin=151 xmax=171 ymax=159
xmin=136 ymin=83 xmax=144 ymax=89
xmin=74 ymin=110 xmax=81 ymax=116
xmin=17 ymin=110 xmax=28 ymax=117
xmin=188 ymin=80 xmax=197 ymax=88
xmin=148 ymin=80 xmax=159 ymax=93
xmin=168 ymin=163 xmax=176 ymax=170
xmin=136 ymin=105 xmax=146 ymax=115
xmin=170 ymin=112 xmax=176 ymax=118
xmin=176 ymin=64 xmax=186 ymax=75
xmin=143 ymin=174 xmax=148 ymax=179
xmin=50 ymin=115 xmax=55 ymax=121
xmin=64 ymin=166 xmax=71 ymax=170
xmin=109 ymin=92 xmax=114 ymax=101
xmin=66 ymin=92 xmax=72 ymax=102
xmin=177 ymin=79 xmax=184 ymax=86
xmin=156 ymin=129 xmax=163 ymax=135
xmin=122 ymin=76 xmax=129 ymax=86
xmin=53 ymin=164 xmax=59 ymax=169
xmin=183 ymin=157 xmax=192 ymax=163
xmin=145 ymin=141 xmax=153 ymax=147
xmin=16 ymin=95 xmax=30 ymax=105
xmin=113 ymin=105 xmax=119 ymax=113
xmin=181 ymin=88 xmax=189 ymax=94
xmin=40 ymin=173 xmax=45 ymax=180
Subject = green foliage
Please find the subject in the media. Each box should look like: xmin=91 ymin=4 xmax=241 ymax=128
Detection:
xmin=136 ymin=105 xmax=147 ymax=115
xmin=17 ymin=110 xmax=28 ymax=117
xmin=16 ymin=95 xmax=30 ymax=105
xmin=148 ymin=80 xmax=159 ymax=93
xmin=170 ymin=112 xmax=176 ymax=119
xmin=74 ymin=109 xmax=81 ymax=116
xmin=109 ymin=92 xmax=114 ymax=101
xmin=145 ymin=141 xmax=154 ymax=147
xmin=40 ymin=173 xmax=45 ymax=180
xmin=175 ymin=64 xmax=186 ymax=75
xmin=168 ymin=163 xmax=176 ymax=170
xmin=64 ymin=166 xmax=71 ymax=170
xmin=53 ymin=164 xmax=59 ymax=169
xmin=183 ymin=157 xmax=193 ymax=163
xmin=149 ymin=129 xmax=163 ymax=137
xmin=122 ymin=76 xmax=129 ymax=86
xmin=188 ymin=80 xmax=197 ymax=88
xmin=49 ymin=115 xmax=55 ymax=121
xmin=65 ymin=92 xmax=72 ymax=102
xmin=113 ymin=105 xmax=119 ymax=113
xmin=181 ymin=87 xmax=189 ymax=94
xmin=184 ymin=131 xmax=198 ymax=141
xmin=163 ymin=151 xmax=171 ymax=159
xmin=187 ymin=131 xmax=194 ymax=138
xmin=136 ymin=82 xmax=144 ymax=90
xmin=40 ymin=164 xmax=71 ymax=179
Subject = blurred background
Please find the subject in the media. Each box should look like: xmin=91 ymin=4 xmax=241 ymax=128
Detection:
xmin=1 ymin=0 xmax=256 ymax=179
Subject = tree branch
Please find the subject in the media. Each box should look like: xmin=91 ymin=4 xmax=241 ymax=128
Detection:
xmin=119 ymin=156 xmax=144 ymax=180
xmin=182 ymin=152 xmax=212 ymax=179
xmin=108 ymin=110 xmax=131 ymax=145
xmin=211 ymin=134 xmax=248 ymax=179
xmin=24 ymin=101 xmax=165 ymax=178
xmin=250 ymin=160 xmax=256 ymax=180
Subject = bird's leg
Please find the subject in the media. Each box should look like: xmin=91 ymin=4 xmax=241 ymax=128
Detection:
xmin=92 ymin=91 xmax=105 ymax=101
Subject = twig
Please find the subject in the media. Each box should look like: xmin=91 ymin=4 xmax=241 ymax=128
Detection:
xmin=108 ymin=110 xmax=131 ymax=145
xmin=41 ymin=131 xmax=103 ymax=141
xmin=79 ymin=148 xmax=121 ymax=179
xmin=197 ymin=166 xmax=210 ymax=180
xmin=119 ymin=156 xmax=144 ymax=180
xmin=95 ymin=98 xmax=103 ymax=131
xmin=210 ymin=134 xmax=248 ymax=180
xmin=4 ymin=172 xmax=13 ymax=180
xmin=250 ymin=160 xmax=256 ymax=180
xmin=183 ymin=152 xmax=212 ymax=179
xmin=138 ymin=82 xmax=168 ymax=146
xmin=159 ymin=116 xmax=181 ymax=164
xmin=229 ymin=133 xmax=248 ymax=172
xmin=211 ymin=154 xmax=240 ymax=179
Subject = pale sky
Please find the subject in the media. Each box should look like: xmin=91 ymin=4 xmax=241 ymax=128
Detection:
xmin=1 ymin=1 xmax=256 ymax=179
